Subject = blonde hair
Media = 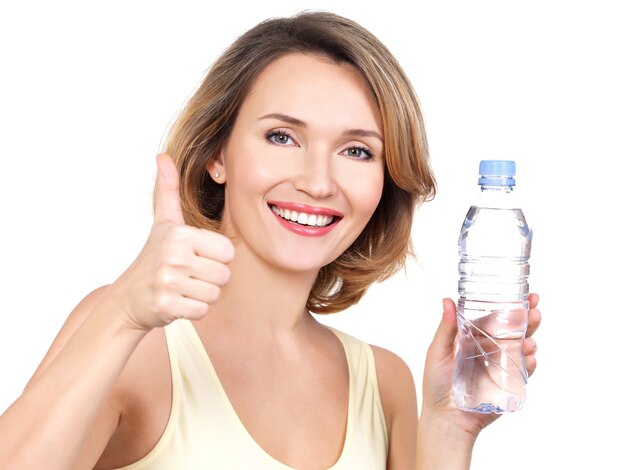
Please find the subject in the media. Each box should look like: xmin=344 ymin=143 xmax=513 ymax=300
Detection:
xmin=161 ymin=11 xmax=436 ymax=314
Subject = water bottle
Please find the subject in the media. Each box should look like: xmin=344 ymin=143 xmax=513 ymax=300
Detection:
xmin=452 ymin=160 xmax=533 ymax=414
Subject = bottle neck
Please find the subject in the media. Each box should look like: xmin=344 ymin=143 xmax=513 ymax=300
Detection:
xmin=475 ymin=184 xmax=519 ymax=209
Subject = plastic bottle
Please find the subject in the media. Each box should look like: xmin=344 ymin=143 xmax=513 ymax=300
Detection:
xmin=452 ymin=160 xmax=533 ymax=414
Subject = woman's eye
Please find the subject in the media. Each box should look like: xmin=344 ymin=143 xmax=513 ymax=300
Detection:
xmin=342 ymin=146 xmax=374 ymax=160
xmin=266 ymin=131 xmax=295 ymax=146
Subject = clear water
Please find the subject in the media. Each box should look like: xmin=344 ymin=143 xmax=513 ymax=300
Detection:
xmin=453 ymin=205 xmax=532 ymax=413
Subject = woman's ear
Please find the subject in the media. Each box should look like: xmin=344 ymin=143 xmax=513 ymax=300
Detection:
xmin=206 ymin=151 xmax=226 ymax=184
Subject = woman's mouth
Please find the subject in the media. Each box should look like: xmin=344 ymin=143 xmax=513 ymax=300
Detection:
xmin=267 ymin=202 xmax=343 ymax=236
xmin=270 ymin=204 xmax=336 ymax=227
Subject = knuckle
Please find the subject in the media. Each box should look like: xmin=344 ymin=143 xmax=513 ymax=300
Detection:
xmin=154 ymin=292 xmax=174 ymax=314
xmin=156 ymin=267 xmax=177 ymax=287
xmin=201 ymin=229 xmax=235 ymax=261
xmin=206 ymin=285 xmax=221 ymax=303
xmin=181 ymin=300 xmax=210 ymax=320
xmin=165 ymin=225 xmax=195 ymax=243
xmin=163 ymin=252 xmax=186 ymax=268
xmin=221 ymin=239 xmax=235 ymax=261
xmin=217 ymin=265 xmax=231 ymax=285
xmin=193 ymin=302 xmax=210 ymax=318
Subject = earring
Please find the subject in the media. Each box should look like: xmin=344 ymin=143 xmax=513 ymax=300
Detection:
xmin=215 ymin=172 xmax=221 ymax=178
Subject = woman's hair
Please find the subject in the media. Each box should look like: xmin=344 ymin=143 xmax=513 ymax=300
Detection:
xmin=161 ymin=11 xmax=436 ymax=314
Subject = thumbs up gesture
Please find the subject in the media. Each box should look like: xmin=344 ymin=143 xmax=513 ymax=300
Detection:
xmin=108 ymin=153 xmax=235 ymax=331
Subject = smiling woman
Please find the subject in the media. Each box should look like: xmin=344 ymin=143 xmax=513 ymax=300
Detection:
xmin=166 ymin=15 xmax=436 ymax=314
xmin=0 ymin=10 xmax=541 ymax=470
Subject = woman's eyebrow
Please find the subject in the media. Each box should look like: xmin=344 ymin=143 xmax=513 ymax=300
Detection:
xmin=259 ymin=113 xmax=306 ymax=127
xmin=344 ymin=128 xmax=383 ymax=142
xmin=259 ymin=112 xmax=383 ymax=142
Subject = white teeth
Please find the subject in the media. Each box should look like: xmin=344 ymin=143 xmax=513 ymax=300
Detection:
xmin=270 ymin=205 xmax=335 ymax=228
xmin=317 ymin=215 xmax=331 ymax=227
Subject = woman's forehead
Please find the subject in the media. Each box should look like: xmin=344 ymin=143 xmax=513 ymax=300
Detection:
xmin=239 ymin=53 xmax=383 ymax=134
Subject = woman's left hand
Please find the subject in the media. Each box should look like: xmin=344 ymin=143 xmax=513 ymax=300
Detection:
xmin=420 ymin=294 xmax=541 ymax=440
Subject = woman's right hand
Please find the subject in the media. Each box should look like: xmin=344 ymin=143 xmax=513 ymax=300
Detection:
xmin=107 ymin=153 xmax=234 ymax=331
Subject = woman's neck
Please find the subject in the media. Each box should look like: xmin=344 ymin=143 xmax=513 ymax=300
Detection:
xmin=207 ymin=243 xmax=320 ymax=334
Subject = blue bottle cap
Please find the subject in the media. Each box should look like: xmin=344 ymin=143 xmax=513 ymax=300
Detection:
xmin=478 ymin=160 xmax=516 ymax=186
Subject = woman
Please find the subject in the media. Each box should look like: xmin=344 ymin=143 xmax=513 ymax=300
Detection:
xmin=0 ymin=11 xmax=540 ymax=469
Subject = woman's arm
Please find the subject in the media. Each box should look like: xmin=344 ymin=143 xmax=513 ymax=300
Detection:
xmin=0 ymin=286 xmax=147 ymax=469
xmin=0 ymin=155 xmax=235 ymax=469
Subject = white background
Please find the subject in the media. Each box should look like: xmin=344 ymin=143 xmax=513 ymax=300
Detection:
xmin=1 ymin=1 xmax=623 ymax=468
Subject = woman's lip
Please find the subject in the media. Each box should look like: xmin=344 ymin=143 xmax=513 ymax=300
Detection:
xmin=266 ymin=201 xmax=343 ymax=218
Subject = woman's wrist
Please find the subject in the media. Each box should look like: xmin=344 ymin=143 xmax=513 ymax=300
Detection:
xmin=416 ymin=409 xmax=477 ymax=470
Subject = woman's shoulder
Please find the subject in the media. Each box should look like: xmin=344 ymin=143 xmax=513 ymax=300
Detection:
xmin=369 ymin=344 xmax=417 ymax=415
xmin=327 ymin=327 xmax=417 ymax=418
xmin=324 ymin=326 xmax=416 ymax=400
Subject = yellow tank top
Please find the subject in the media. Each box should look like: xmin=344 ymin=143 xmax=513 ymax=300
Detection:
xmin=115 ymin=319 xmax=388 ymax=469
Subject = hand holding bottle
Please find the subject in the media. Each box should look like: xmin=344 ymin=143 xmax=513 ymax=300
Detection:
xmin=419 ymin=295 xmax=541 ymax=445
xmin=107 ymin=153 xmax=235 ymax=331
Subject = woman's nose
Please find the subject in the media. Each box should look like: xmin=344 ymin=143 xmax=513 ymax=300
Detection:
xmin=292 ymin=150 xmax=338 ymax=199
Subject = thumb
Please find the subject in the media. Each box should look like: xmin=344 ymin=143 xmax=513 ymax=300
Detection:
xmin=428 ymin=298 xmax=458 ymax=359
xmin=154 ymin=153 xmax=185 ymax=225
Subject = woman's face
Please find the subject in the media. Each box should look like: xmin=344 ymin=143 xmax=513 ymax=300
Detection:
xmin=215 ymin=53 xmax=384 ymax=274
